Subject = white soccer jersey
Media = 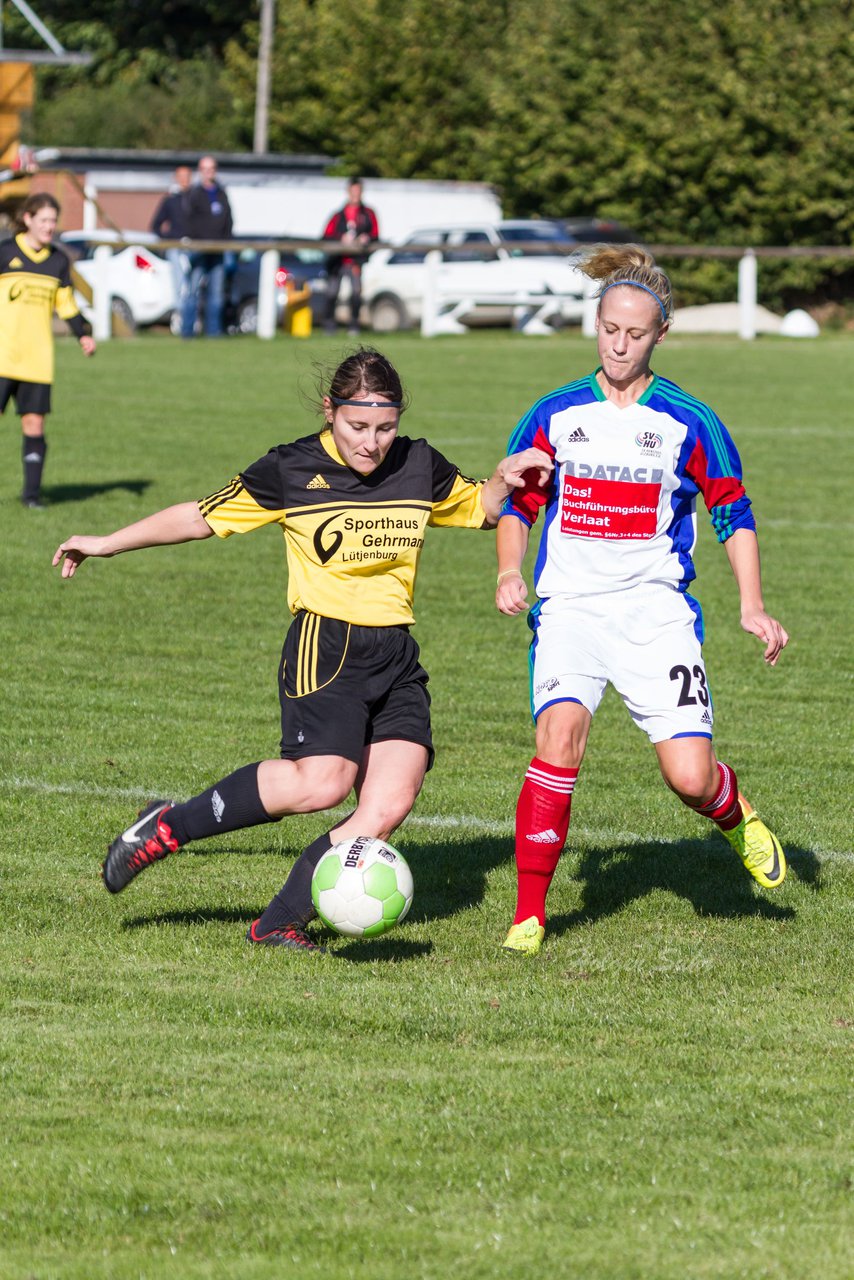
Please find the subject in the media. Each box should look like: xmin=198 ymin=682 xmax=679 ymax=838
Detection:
xmin=502 ymin=371 xmax=756 ymax=600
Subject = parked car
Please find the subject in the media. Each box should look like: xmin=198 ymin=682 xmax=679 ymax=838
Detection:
xmin=59 ymin=230 xmax=175 ymax=332
xmin=221 ymin=242 xmax=331 ymax=334
xmin=361 ymin=222 xmax=586 ymax=331
xmin=555 ymin=217 xmax=641 ymax=245
xmin=471 ymin=219 xmax=578 ymax=256
xmin=62 ymin=230 xmax=331 ymax=336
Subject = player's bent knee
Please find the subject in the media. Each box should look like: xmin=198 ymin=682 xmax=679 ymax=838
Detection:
xmin=534 ymin=730 xmax=586 ymax=770
xmin=259 ymin=757 xmax=355 ymax=815
xmin=662 ymin=764 xmax=717 ymax=806
xmin=534 ymin=704 xmax=590 ymax=767
xmin=300 ymin=775 xmax=354 ymax=811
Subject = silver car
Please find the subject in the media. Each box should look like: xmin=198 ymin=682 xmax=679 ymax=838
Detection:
xmin=361 ymin=221 xmax=586 ymax=331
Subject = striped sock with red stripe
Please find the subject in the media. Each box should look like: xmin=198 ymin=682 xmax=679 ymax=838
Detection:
xmin=513 ymin=758 xmax=578 ymax=925
xmin=690 ymin=761 xmax=743 ymax=831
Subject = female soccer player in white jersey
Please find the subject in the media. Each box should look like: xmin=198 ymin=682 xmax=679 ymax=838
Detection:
xmin=496 ymin=245 xmax=789 ymax=956
xmin=53 ymin=349 xmax=550 ymax=952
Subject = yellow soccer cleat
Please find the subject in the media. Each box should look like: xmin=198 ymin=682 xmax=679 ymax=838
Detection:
xmin=502 ymin=916 xmax=546 ymax=956
xmin=737 ymin=791 xmax=755 ymax=818
xmin=722 ymin=805 xmax=787 ymax=889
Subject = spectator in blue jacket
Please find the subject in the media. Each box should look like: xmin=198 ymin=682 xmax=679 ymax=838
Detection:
xmin=181 ymin=156 xmax=233 ymax=338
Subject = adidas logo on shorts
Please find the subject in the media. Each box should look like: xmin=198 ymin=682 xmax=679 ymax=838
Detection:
xmin=701 ymin=709 xmax=712 ymax=725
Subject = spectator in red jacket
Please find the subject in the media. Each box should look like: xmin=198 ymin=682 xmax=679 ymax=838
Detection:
xmin=322 ymin=178 xmax=379 ymax=336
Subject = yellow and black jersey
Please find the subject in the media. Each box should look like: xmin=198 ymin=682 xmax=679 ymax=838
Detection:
xmin=199 ymin=429 xmax=487 ymax=626
xmin=0 ymin=233 xmax=85 ymax=383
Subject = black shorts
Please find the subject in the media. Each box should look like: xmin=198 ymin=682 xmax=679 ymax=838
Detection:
xmin=278 ymin=612 xmax=434 ymax=770
xmin=0 ymin=378 xmax=51 ymax=416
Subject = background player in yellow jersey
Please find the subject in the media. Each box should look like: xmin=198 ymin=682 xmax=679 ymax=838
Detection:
xmin=0 ymin=194 xmax=96 ymax=507
xmin=53 ymin=348 xmax=552 ymax=952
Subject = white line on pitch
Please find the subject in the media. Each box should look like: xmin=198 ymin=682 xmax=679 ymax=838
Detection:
xmin=6 ymin=776 xmax=161 ymax=801
xmin=4 ymin=775 xmax=851 ymax=860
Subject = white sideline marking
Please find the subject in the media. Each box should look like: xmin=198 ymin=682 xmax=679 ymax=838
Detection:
xmin=6 ymin=776 xmax=161 ymax=801
xmin=0 ymin=778 xmax=638 ymax=841
xmin=404 ymin=813 xmax=644 ymax=845
xmin=4 ymin=775 xmax=851 ymax=860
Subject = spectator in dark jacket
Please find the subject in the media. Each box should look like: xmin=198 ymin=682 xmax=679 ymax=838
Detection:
xmin=150 ymin=165 xmax=192 ymax=316
xmin=181 ymin=156 xmax=233 ymax=338
xmin=322 ymin=178 xmax=379 ymax=335
xmin=150 ymin=165 xmax=192 ymax=240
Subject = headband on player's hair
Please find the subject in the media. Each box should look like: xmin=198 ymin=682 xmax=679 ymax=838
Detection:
xmin=330 ymin=396 xmax=402 ymax=408
xmin=600 ymin=279 xmax=668 ymax=321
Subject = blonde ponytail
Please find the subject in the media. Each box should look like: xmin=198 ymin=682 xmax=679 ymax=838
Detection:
xmin=580 ymin=244 xmax=673 ymax=322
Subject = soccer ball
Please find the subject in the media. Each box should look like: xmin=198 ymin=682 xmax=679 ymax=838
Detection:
xmin=311 ymin=836 xmax=414 ymax=938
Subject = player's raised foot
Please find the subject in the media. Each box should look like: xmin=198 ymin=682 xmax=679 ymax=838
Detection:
xmin=501 ymin=915 xmax=546 ymax=956
xmin=721 ymin=807 xmax=787 ymax=889
xmin=102 ymin=800 xmax=177 ymax=894
xmin=246 ymin=919 xmax=327 ymax=954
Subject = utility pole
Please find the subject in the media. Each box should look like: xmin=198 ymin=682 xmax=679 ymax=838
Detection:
xmin=253 ymin=0 xmax=275 ymax=154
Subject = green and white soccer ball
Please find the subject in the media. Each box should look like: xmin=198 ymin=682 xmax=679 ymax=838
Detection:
xmin=311 ymin=836 xmax=414 ymax=938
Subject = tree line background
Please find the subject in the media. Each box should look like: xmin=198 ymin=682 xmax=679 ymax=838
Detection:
xmin=14 ymin=0 xmax=854 ymax=312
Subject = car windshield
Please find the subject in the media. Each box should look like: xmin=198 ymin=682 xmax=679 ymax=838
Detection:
xmin=500 ymin=225 xmax=566 ymax=242
xmin=388 ymin=231 xmax=447 ymax=266
xmin=561 ymin=221 xmax=639 ymax=243
xmin=499 ymin=225 xmax=573 ymax=257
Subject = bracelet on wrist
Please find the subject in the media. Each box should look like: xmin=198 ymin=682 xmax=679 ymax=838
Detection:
xmin=496 ymin=568 xmax=523 ymax=586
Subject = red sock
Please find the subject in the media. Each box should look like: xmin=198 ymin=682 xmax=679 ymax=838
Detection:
xmin=691 ymin=762 xmax=743 ymax=831
xmin=513 ymin=758 xmax=577 ymax=925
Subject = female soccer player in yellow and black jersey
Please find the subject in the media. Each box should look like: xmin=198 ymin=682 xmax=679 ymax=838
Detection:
xmin=0 ymin=194 xmax=96 ymax=507
xmin=53 ymin=349 xmax=552 ymax=951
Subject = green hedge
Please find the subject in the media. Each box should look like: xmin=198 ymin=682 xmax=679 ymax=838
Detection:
xmin=33 ymin=0 xmax=854 ymax=309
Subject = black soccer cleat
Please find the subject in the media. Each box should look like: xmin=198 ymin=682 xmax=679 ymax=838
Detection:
xmin=102 ymin=800 xmax=177 ymax=894
xmin=246 ymin=919 xmax=327 ymax=953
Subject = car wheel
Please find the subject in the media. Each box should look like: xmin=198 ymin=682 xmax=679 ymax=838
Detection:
xmin=370 ymin=294 xmax=409 ymax=333
xmin=236 ymin=297 xmax=259 ymax=334
xmin=111 ymin=296 xmax=136 ymax=335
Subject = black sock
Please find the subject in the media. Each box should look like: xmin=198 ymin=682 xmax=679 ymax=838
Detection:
xmin=254 ymin=831 xmax=335 ymax=932
xmin=165 ymin=762 xmax=278 ymax=846
xmin=22 ymin=434 xmax=47 ymax=502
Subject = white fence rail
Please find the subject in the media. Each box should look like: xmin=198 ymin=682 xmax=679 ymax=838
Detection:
xmin=79 ymin=239 xmax=852 ymax=342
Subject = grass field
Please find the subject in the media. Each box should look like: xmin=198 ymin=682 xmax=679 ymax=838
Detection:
xmin=1 ymin=329 xmax=852 ymax=1279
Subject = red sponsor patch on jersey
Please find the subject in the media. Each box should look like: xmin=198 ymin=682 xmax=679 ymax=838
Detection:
xmin=560 ymin=475 xmax=660 ymax=539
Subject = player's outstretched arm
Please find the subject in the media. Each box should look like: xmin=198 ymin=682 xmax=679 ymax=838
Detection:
xmin=495 ymin=515 xmax=530 ymax=616
xmin=724 ymin=527 xmax=789 ymax=666
xmin=480 ymin=447 xmax=553 ymax=526
xmin=53 ymin=501 xmax=213 ymax=579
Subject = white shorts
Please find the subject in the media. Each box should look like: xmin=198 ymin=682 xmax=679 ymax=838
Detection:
xmin=529 ymin=584 xmax=713 ymax=743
